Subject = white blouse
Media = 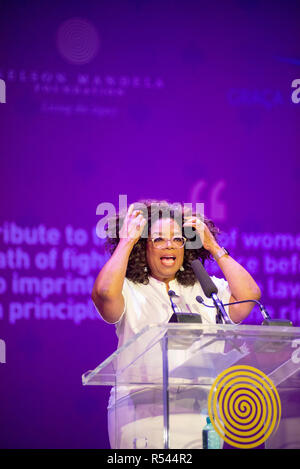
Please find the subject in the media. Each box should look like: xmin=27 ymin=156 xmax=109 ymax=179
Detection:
xmin=114 ymin=274 xmax=233 ymax=350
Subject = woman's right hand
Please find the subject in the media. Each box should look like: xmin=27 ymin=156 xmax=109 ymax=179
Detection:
xmin=119 ymin=204 xmax=147 ymax=245
xmin=92 ymin=203 xmax=147 ymax=324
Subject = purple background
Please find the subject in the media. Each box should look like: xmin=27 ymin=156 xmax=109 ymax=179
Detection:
xmin=0 ymin=0 xmax=299 ymax=448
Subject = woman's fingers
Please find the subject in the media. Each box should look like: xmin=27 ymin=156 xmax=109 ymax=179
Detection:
xmin=126 ymin=213 xmax=147 ymax=239
xmin=135 ymin=216 xmax=147 ymax=232
xmin=127 ymin=204 xmax=134 ymax=216
xmin=132 ymin=214 xmax=146 ymax=229
xmin=120 ymin=205 xmax=147 ymax=243
xmin=183 ymin=217 xmax=205 ymax=229
xmin=132 ymin=209 xmax=143 ymax=218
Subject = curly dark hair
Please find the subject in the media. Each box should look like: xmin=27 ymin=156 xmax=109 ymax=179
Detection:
xmin=105 ymin=199 xmax=220 ymax=286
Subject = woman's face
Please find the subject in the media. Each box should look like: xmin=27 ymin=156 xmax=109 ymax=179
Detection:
xmin=146 ymin=217 xmax=184 ymax=283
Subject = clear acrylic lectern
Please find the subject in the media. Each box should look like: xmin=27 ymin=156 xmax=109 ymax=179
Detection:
xmin=82 ymin=324 xmax=300 ymax=449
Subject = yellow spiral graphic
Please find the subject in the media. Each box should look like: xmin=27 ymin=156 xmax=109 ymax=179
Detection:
xmin=208 ymin=365 xmax=281 ymax=449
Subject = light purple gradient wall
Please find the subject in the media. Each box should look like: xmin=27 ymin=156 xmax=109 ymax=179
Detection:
xmin=0 ymin=0 xmax=299 ymax=448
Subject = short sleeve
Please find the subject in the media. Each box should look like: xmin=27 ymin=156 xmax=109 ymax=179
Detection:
xmin=94 ymin=278 xmax=130 ymax=326
xmin=111 ymin=277 xmax=130 ymax=325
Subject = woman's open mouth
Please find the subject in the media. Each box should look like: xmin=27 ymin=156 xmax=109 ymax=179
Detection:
xmin=160 ymin=255 xmax=176 ymax=267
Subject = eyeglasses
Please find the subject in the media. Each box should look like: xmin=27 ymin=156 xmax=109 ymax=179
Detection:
xmin=150 ymin=236 xmax=186 ymax=249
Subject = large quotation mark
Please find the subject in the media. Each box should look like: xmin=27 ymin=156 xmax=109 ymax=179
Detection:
xmin=208 ymin=365 xmax=281 ymax=449
xmin=190 ymin=179 xmax=227 ymax=222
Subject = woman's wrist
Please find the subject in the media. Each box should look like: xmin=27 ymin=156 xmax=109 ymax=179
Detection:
xmin=118 ymin=236 xmax=136 ymax=251
xmin=206 ymin=242 xmax=221 ymax=258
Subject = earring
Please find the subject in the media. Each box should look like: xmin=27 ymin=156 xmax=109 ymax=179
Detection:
xmin=144 ymin=266 xmax=148 ymax=272
xmin=179 ymin=265 xmax=185 ymax=272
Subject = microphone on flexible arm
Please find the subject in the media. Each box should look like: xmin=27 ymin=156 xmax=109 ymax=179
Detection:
xmin=168 ymin=290 xmax=202 ymax=323
xmin=191 ymin=259 xmax=232 ymax=324
xmin=196 ymin=296 xmax=270 ymax=319
xmin=196 ymin=296 xmax=293 ymax=326
xmin=168 ymin=290 xmax=180 ymax=322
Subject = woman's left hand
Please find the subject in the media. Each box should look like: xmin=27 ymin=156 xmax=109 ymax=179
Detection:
xmin=183 ymin=216 xmax=219 ymax=254
xmin=183 ymin=216 xmax=262 ymax=325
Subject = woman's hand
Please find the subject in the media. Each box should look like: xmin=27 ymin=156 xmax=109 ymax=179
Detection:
xmin=183 ymin=216 xmax=261 ymax=324
xmin=119 ymin=204 xmax=147 ymax=245
xmin=92 ymin=203 xmax=147 ymax=324
xmin=183 ymin=216 xmax=219 ymax=255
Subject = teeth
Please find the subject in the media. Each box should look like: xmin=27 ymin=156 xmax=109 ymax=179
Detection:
xmin=160 ymin=256 xmax=176 ymax=266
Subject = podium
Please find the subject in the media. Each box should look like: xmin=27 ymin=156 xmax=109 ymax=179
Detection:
xmin=82 ymin=324 xmax=300 ymax=449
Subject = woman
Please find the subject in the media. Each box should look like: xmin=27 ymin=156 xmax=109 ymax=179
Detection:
xmin=92 ymin=200 xmax=261 ymax=449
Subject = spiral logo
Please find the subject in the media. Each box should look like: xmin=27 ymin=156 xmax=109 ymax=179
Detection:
xmin=208 ymin=365 xmax=281 ymax=449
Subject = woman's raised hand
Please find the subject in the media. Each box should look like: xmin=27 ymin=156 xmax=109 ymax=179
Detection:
xmin=183 ymin=216 xmax=219 ymax=253
xmin=119 ymin=204 xmax=147 ymax=245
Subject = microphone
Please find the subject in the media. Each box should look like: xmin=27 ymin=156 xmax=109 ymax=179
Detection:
xmin=196 ymin=296 xmax=293 ymax=326
xmin=191 ymin=259 xmax=231 ymax=324
xmin=168 ymin=290 xmax=181 ymax=313
xmin=168 ymin=290 xmax=180 ymax=322
xmin=168 ymin=290 xmax=202 ymax=323
xmin=196 ymin=296 xmax=270 ymax=319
